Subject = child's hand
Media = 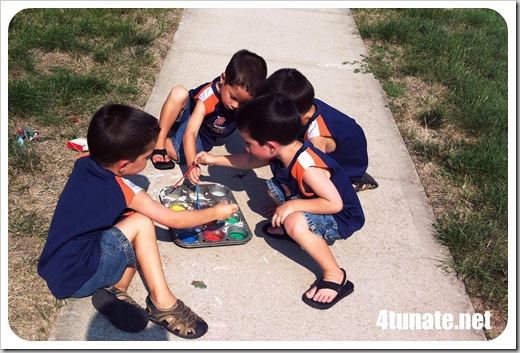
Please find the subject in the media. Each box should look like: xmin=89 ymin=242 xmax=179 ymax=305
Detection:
xmin=213 ymin=201 xmax=239 ymax=220
xmin=271 ymin=201 xmax=296 ymax=228
xmin=195 ymin=152 xmax=214 ymax=166
xmin=187 ymin=165 xmax=202 ymax=185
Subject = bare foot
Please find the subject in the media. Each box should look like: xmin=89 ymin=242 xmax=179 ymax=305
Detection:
xmin=305 ymin=269 xmax=345 ymax=304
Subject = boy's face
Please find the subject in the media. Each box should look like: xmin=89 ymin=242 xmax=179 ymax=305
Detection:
xmin=123 ymin=142 xmax=155 ymax=175
xmin=240 ymin=130 xmax=272 ymax=161
xmin=220 ymin=83 xmax=252 ymax=111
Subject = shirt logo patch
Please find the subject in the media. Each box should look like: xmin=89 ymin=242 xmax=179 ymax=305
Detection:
xmin=214 ymin=116 xmax=226 ymax=126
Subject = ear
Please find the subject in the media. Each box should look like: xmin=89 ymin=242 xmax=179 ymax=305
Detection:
xmin=220 ymin=72 xmax=226 ymax=83
xmin=265 ymin=141 xmax=280 ymax=155
xmin=116 ymin=160 xmax=131 ymax=174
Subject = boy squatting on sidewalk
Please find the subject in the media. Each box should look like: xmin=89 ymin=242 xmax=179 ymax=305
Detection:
xmin=37 ymin=104 xmax=239 ymax=339
xmin=255 ymin=68 xmax=379 ymax=193
xmin=194 ymin=93 xmax=365 ymax=310
xmin=151 ymin=49 xmax=267 ymax=184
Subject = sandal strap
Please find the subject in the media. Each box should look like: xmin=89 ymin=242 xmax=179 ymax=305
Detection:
xmin=104 ymin=286 xmax=141 ymax=308
xmin=147 ymin=296 xmax=204 ymax=337
xmin=152 ymin=149 xmax=168 ymax=157
xmin=353 ymin=172 xmax=379 ymax=192
xmin=314 ymin=268 xmax=347 ymax=294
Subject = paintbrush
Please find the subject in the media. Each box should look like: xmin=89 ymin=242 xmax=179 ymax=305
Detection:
xmin=196 ymin=184 xmax=200 ymax=210
xmin=172 ymin=163 xmax=199 ymax=188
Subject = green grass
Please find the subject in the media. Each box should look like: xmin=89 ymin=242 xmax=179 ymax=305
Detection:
xmin=8 ymin=8 xmax=170 ymax=129
xmin=7 ymin=8 xmax=184 ymax=340
xmin=352 ymin=8 xmax=508 ymax=337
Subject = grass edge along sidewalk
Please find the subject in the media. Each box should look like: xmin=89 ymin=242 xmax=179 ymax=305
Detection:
xmin=352 ymin=8 xmax=509 ymax=339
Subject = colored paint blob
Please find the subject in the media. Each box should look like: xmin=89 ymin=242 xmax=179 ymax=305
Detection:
xmin=178 ymin=231 xmax=198 ymax=243
xmin=170 ymin=205 xmax=186 ymax=211
xmin=225 ymin=214 xmax=240 ymax=224
xmin=203 ymin=230 xmax=224 ymax=242
xmin=227 ymin=227 xmax=248 ymax=240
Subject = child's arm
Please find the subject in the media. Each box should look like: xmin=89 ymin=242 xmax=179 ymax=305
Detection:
xmin=271 ymin=167 xmax=343 ymax=228
xmin=308 ymin=136 xmax=336 ymax=154
xmin=183 ymin=100 xmax=207 ymax=180
xmin=195 ymin=151 xmax=268 ymax=170
xmin=128 ymin=190 xmax=238 ymax=229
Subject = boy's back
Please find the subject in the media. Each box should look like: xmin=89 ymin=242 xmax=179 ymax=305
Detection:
xmin=302 ymin=98 xmax=368 ymax=181
xmin=38 ymin=154 xmax=143 ymax=299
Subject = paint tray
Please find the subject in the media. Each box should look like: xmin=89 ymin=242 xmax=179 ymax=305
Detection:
xmin=159 ymin=183 xmax=252 ymax=248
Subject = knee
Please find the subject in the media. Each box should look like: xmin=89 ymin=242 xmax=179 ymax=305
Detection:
xmin=283 ymin=212 xmax=307 ymax=238
xmin=125 ymin=212 xmax=155 ymax=233
xmin=171 ymin=86 xmax=189 ymax=104
xmin=115 ymin=212 xmax=155 ymax=244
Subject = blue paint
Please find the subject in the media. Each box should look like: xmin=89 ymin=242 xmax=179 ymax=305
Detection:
xmin=178 ymin=231 xmax=198 ymax=243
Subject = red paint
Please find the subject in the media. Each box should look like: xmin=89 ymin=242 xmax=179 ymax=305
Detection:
xmin=203 ymin=230 xmax=224 ymax=242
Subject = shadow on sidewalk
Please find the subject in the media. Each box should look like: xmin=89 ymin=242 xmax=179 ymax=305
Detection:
xmin=253 ymin=220 xmax=322 ymax=280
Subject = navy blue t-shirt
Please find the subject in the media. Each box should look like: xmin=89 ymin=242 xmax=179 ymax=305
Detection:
xmin=37 ymin=155 xmax=142 ymax=299
xmin=269 ymin=140 xmax=365 ymax=239
xmin=300 ymin=98 xmax=368 ymax=182
xmin=189 ymin=77 xmax=237 ymax=151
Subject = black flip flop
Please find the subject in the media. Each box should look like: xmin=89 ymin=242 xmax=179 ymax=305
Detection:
xmin=92 ymin=287 xmax=149 ymax=333
xmin=261 ymin=222 xmax=296 ymax=243
xmin=353 ymin=172 xmax=379 ymax=192
xmin=152 ymin=149 xmax=175 ymax=170
xmin=302 ymin=268 xmax=354 ymax=310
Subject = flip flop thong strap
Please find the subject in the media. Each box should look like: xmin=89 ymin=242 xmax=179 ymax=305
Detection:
xmin=315 ymin=268 xmax=347 ymax=293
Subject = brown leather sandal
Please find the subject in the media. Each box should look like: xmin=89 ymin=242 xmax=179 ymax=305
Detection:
xmin=146 ymin=295 xmax=208 ymax=339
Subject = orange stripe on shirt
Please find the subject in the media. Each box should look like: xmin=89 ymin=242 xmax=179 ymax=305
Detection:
xmin=115 ymin=176 xmax=138 ymax=205
xmin=304 ymin=115 xmax=332 ymax=139
xmin=194 ymin=83 xmax=219 ymax=115
xmin=291 ymin=148 xmax=329 ymax=197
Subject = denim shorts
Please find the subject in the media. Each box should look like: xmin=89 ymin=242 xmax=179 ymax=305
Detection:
xmin=71 ymin=227 xmax=136 ymax=298
xmin=169 ymin=99 xmax=204 ymax=165
xmin=266 ymin=178 xmax=341 ymax=245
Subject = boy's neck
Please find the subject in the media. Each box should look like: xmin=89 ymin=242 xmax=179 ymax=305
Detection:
xmin=277 ymin=140 xmax=303 ymax=168
xmin=301 ymin=103 xmax=316 ymax=126
xmin=104 ymin=164 xmax=123 ymax=176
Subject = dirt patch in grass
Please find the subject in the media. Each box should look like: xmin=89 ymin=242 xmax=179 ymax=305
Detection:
xmin=34 ymin=50 xmax=96 ymax=75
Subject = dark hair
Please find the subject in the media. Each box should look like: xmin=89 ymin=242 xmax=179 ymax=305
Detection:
xmin=255 ymin=68 xmax=314 ymax=115
xmin=235 ymin=93 xmax=301 ymax=146
xmin=224 ymin=49 xmax=267 ymax=97
xmin=87 ymin=103 xmax=160 ymax=166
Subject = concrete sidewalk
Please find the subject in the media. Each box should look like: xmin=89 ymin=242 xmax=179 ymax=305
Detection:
xmin=47 ymin=8 xmax=486 ymax=347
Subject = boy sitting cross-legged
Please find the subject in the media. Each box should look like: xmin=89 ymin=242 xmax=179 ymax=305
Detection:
xmin=38 ymin=103 xmax=238 ymax=338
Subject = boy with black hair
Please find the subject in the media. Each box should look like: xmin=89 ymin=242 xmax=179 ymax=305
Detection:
xmin=151 ymin=49 xmax=268 ymax=181
xmin=255 ymin=68 xmax=378 ymax=192
xmin=194 ymin=93 xmax=365 ymax=310
xmin=38 ymin=103 xmax=239 ymax=338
